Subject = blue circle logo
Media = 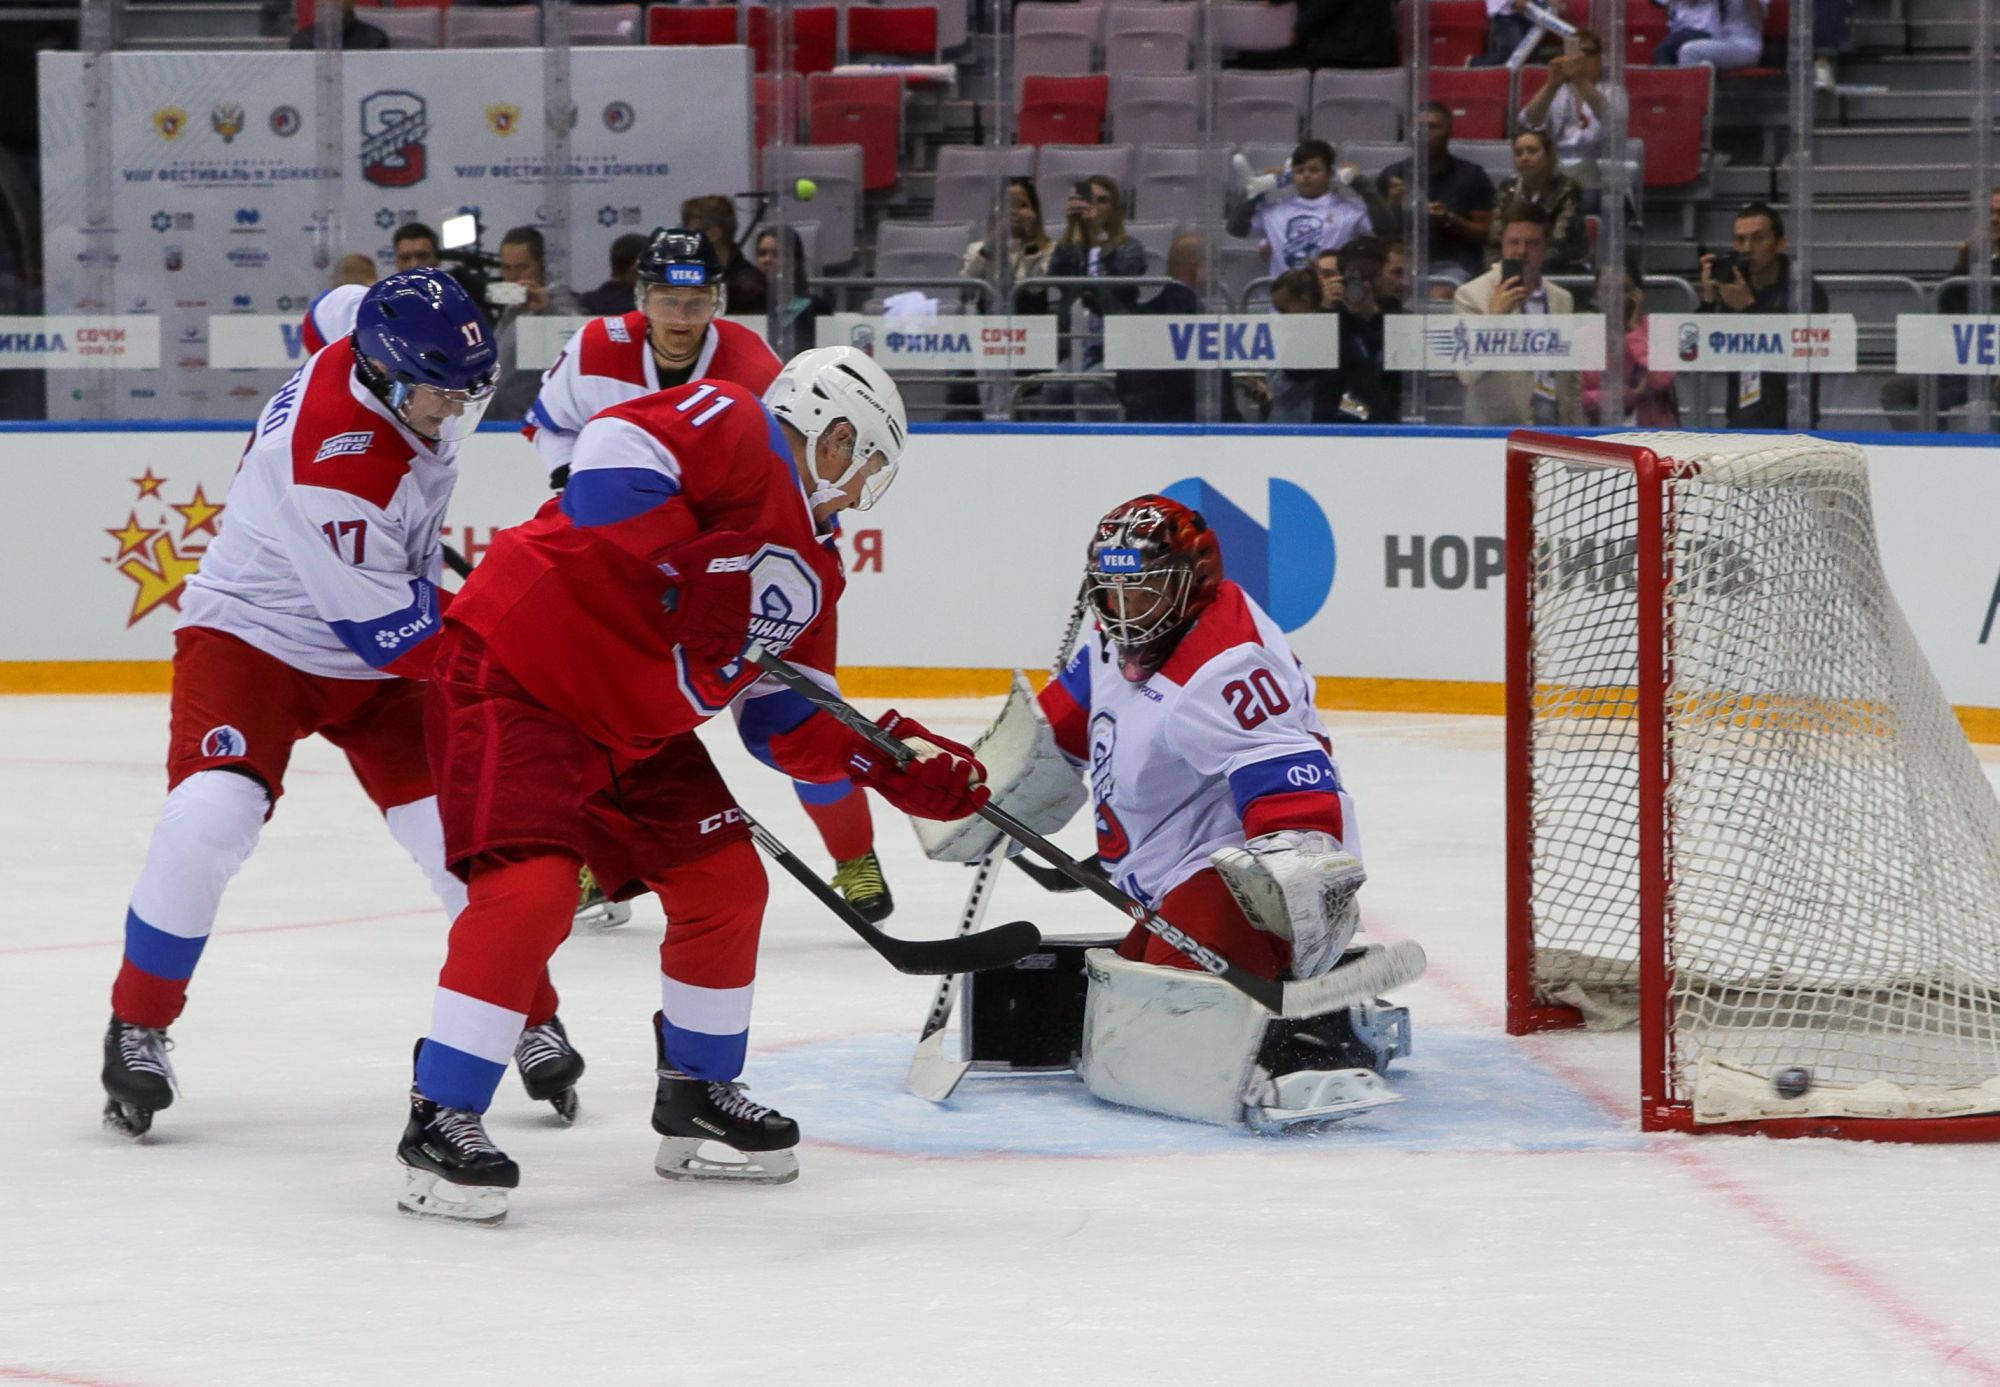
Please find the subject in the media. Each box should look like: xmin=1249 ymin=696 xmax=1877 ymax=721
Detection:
xmin=1158 ymin=477 xmax=1336 ymax=631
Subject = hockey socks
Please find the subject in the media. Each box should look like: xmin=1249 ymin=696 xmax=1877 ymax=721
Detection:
xmin=793 ymin=777 xmax=874 ymax=863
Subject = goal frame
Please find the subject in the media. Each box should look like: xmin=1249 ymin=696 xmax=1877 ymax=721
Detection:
xmin=1503 ymin=429 xmax=2000 ymax=1143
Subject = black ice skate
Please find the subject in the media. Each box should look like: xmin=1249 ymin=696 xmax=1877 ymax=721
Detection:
xmin=101 ymin=1014 xmax=176 ymax=1139
xmin=397 ymin=1090 xmax=520 ymax=1227
xmin=831 ymin=849 xmax=894 ymax=925
xmin=650 ymin=1012 xmax=799 ymax=1184
xmin=514 ymin=1015 xmax=585 ymax=1124
xmin=572 ymin=865 xmax=630 ymax=931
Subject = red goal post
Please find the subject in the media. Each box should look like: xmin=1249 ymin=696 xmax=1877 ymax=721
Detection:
xmin=1503 ymin=430 xmax=2000 ymax=1142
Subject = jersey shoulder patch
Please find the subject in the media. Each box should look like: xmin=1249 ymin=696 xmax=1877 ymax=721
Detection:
xmin=1157 ymin=581 xmax=1265 ymax=688
xmin=288 ymin=352 xmax=414 ymax=510
xmin=578 ymin=311 xmax=650 ymax=387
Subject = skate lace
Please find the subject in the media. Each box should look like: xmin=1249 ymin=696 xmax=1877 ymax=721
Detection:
xmin=832 ymin=852 xmax=886 ymax=901
xmin=435 ymin=1108 xmax=502 ymax=1157
xmin=707 ymin=1081 xmax=773 ymax=1123
xmin=119 ymin=1024 xmax=175 ymax=1081
xmin=515 ymin=1023 xmax=567 ymax=1069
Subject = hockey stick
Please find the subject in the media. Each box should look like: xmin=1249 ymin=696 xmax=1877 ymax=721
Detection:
xmin=1011 ymin=852 xmax=1102 ymax=893
xmin=744 ymin=812 xmax=1041 ymax=976
xmin=906 ymin=582 xmax=1093 ymax=1100
xmin=441 ymin=543 xmax=474 ymax=580
xmin=745 ymin=645 xmax=1426 ymax=1019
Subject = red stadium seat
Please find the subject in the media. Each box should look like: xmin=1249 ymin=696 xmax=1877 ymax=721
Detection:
xmin=1626 ymin=65 xmax=1711 ymax=187
xmin=846 ymin=4 xmax=939 ymax=61
xmin=647 ymin=4 xmax=737 ymax=47
xmin=748 ymin=5 xmax=840 ymax=74
xmin=808 ymin=73 xmax=903 ymax=190
xmin=756 ymin=73 xmax=802 ymax=149
xmin=1625 ymin=0 xmax=1669 ymax=65
xmin=1720 ymin=0 xmax=1787 ymax=79
xmin=1431 ymin=68 xmax=1510 ymax=141
xmin=1017 ymin=74 xmax=1109 ymax=147
xmin=1423 ymin=1 xmax=1488 ymax=68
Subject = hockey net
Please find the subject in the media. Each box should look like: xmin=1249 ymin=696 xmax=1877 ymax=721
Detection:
xmin=1505 ymin=430 xmax=2000 ymax=1139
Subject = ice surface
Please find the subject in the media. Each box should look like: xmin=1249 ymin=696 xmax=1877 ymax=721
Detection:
xmin=5 ymin=696 xmax=1999 ymax=1386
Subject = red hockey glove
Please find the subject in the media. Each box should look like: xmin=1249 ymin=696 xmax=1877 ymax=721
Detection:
xmin=659 ymin=529 xmax=757 ymax=665
xmin=847 ymin=711 xmax=992 ymax=821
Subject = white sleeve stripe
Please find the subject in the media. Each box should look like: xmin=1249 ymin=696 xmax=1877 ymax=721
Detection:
xmin=567 ymin=415 xmax=681 ymax=485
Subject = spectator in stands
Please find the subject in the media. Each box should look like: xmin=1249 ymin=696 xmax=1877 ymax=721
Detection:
xmin=1670 ymin=0 xmax=1764 ymax=72
xmin=490 ymin=225 xmax=582 ymax=420
xmin=1117 ymin=232 xmax=1226 ymax=424
xmin=334 ymin=253 xmax=376 ymax=288
xmin=1517 ymin=30 xmax=1624 ymax=191
xmin=1477 ymin=0 xmax=1567 ymax=66
xmin=1452 ymin=204 xmax=1582 ymax=425
xmin=964 ymin=178 xmax=1056 ymax=312
xmin=290 ymin=0 xmax=389 ymax=49
xmin=1228 ymin=139 xmax=1374 ymax=281
xmin=1879 ymin=189 xmax=2000 ymax=428
xmin=1489 ymin=129 xmax=1588 ymax=273
xmin=755 ymin=226 xmax=831 ymax=350
xmin=1701 ymin=200 xmax=1826 ymax=428
xmin=392 ymin=222 xmax=441 ymax=272
xmin=1583 ymin=257 xmax=1679 ymax=426
xmin=1242 ymin=268 xmax=1326 ymax=423
xmin=1041 ymin=175 xmax=1146 ymax=416
xmin=1317 ymin=235 xmax=1403 ymax=424
xmin=576 ymin=232 xmax=648 ymax=316
xmin=681 ymin=194 xmax=768 ymax=315
xmin=1653 ymin=0 xmax=1719 ymax=65
xmin=1313 ymin=248 xmax=1343 ymax=308
xmin=1381 ymin=104 xmax=1496 ymax=294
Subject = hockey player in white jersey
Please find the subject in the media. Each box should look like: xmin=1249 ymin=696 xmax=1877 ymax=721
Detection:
xmin=927 ymin=494 xmax=1413 ymax=1130
xmin=99 ymin=269 xmax=583 ymax=1136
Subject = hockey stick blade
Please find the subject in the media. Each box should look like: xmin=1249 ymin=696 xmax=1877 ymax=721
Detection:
xmin=1279 ymin=940 xmax=1428 ymax=1019
xmin=746 ymin=813 xmax=1041 ymax=976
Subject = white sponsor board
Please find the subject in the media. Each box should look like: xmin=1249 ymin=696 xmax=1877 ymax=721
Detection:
xmin=8 ymin=428 xmax=2000 ymax=716
xmin=1384 ymin=314 xmax=1604 ymax=372
xmin=207 ymin=314 xmax=312 ymax=370
xmin=1648 ymin=313 xmax=1858 ymax=374
xmin=0 ymin=317 xmax=160 ymax=368
xmin=1102 ymin=315 xmax=1341 ymax=370
xmin=1895 ymin=315 xmax=2000 ymax=375
xmin=817 ymin=315 xmax=1057 ymax=369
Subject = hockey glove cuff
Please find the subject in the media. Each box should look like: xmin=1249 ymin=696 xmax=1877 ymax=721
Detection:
xmin=847 ymin=711 xmax=992 ymax=821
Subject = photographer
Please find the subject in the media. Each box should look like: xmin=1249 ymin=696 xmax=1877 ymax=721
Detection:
xmin=488 ymin=226 xmax=581 ymax=421
xmin=1314 ymin=236 xmax=1404 ymax=424
xmin=1701 ymin=201 xmax=1827 ymax=429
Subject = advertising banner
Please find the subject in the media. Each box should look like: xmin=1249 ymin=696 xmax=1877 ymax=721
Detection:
xmin=1102 ymin=315 xmax=1341 ymax=370
xmin=1894 ymin=316 xmax=2000 ymax=375
xmin=1647 ymin=313 xmax=1858 ymax=374
xmin=0 ymin=318 xmax=160 ymax=369
xmin=816 ymin=315 xmax=1058 ymax=370
xmin=206 ymin=314 xmax=310 ymax=370
xmin=1384 ymin=314 xmax=1605 ymax=372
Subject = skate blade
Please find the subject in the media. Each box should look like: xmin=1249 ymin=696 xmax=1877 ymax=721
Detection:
xmin=545 ymin=1087 xmax=580 ymax=1126
xmin=102 ymin=1098 xmax=154 ymax=1140
xmin=572 ymin=899 xmax=632 ymax=932
xmin=397 ymin=1166 xmax=510 ymax=1225
xmin=1246 ymin=1069 xmax=1404 ymax=1134
xmin=654 ymin=1136 xmax=799 ymax=1185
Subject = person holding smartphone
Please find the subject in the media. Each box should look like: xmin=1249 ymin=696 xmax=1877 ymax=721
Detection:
xmin=1451 ymin=204 xmax=1581 ymax=426
xmin=1043 ymin=174 xmax=1145 ymax=417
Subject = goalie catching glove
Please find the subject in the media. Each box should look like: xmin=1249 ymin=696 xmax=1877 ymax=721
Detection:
xmin=846 ymin=711 xmax=991 ymax=822
xmin=1210 ymin=831 xmax=1365 ymax=979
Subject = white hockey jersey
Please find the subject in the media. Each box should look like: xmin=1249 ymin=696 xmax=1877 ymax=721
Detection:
xmin=177 ymin=342 xmax=457 ymax=680
xmin=522 ymin=312 xmax=781 ymax=479
xmin=300 ymin=283 xmax=366 ymax=355
xmin=1038 ymin=582 xmax=1357 ymax=908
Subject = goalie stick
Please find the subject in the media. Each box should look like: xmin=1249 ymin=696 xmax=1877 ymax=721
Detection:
xmin=1011 ymin=852 xmax=1103 ymax=893
xmin=744 ymin=812 xmax=1041 ymax=976
xmin=746 ymin=644 xmax=1427 ymax=1019
xmin=908 ymin=582 xmax=1092 ymax=1101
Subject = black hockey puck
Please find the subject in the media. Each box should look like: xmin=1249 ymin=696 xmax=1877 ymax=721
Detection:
xmin=1773 ymin=1067 xmax=1812 ymax=1100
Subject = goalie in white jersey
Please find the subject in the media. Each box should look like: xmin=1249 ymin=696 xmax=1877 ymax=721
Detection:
xmin=927 ymin=495 xmax=1414 ymax=1130
xmin=98 ymin=270 xmax=585 ymax=1137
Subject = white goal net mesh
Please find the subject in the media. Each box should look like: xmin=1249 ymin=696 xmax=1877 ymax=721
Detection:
xmin=1524 ymin=432 xmax=2000 ymax=1124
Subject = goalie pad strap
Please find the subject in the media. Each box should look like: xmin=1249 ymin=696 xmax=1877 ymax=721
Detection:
xmin=914 ymin=671 xmax=1088 ymax=864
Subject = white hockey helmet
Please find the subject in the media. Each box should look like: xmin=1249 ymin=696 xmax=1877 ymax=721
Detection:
xmin=764 ymin=345 xmax=909 ymax=511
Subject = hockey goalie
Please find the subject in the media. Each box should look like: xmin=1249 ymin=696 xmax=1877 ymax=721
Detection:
xmin=916 ymin=495 xmax=1418 ymax=1131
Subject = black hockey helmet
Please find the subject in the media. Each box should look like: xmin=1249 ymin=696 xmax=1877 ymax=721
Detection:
xmin=635 ymin=226 xmax=723 ymax=290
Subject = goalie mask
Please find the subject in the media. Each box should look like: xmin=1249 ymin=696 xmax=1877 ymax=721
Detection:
xmin=1085 ymin=495 xmax=1223 ymax=682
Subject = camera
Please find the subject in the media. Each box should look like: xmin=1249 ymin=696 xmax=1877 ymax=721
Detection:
xmin=1709 ymin=250 xmax=1747 ymax=283
xmin=437 ymin=211 xmax=506 ymax=319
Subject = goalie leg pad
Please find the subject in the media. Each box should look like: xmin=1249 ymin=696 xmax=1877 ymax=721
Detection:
xmin=1210 ymin=831 xmax=1364 ymax=979
xmin=1077 ymin=948 xmax=1273 ymax=1126
xmin=914 ymin=671 xmax=1088 ymax=864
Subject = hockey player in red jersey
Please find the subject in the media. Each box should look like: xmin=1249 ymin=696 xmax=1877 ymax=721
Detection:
xmin=526 ymin=227 xmax=897 ymax=931
xmin=96 ymin=270 xmax=536 ymax=1137
xmin=396 ymin=346 xmax=989 ymax=1224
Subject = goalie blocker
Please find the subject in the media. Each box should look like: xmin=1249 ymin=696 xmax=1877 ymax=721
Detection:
xmin=959 ymin=935 xmax=1412 ymax=1130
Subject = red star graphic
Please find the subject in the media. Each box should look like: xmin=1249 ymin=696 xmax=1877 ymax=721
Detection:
xmin=133 ymin=468 xmax=167 ymax=499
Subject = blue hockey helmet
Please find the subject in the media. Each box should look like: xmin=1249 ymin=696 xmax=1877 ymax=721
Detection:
xmin=353 ymin=269 xmax=499 ymax=443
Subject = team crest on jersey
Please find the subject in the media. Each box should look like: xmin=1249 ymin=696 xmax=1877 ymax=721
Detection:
xmin=313 ymin=430 xmax=374 ymax=462
xmin=201 ymin=725 xmax=247 ymax=758
xmin=674 ymin=544 xmax=825 ymax=715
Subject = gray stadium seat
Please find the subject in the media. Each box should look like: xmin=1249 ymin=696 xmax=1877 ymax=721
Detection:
xmin=1212 ymin=0 xmax=1296 ymax=55
xmin=1104 ymin=30 xmax=1193 ymax=72
xmin=1112 ymin=73 xmax=1202 ymax=146
xmin=444 ymin=4 xmax=540 ymax=47
xmin=1015 ymin=2 xmax=1105 ymax=43
xmin=1310 ymin=69 xmax=1407 ymax=141
xmin=353 ymin=4 xmax=441 ymax=47
xmin=1106 ymin=2 xmax=1200 ymax=42
xmin=566 ymin=4 xmax=639 ymax=45
xmin=1123 ymin=218 xmax=1182 ymax=276
xmin=1013 ymin=29 xmax=1097 ymax=81
xmin=875 ymin=221 xmax=977 ymax=279
xmin=931 ymin=145 xmax=1037 ymax=227
xmin=1312 ymin=96 xmax=1400 ymax=144
xmin=1216 ymin=70 xmax=1310 ymax=147
xmin=1131 ymin=144 xmax=1231 ymax=224
xmin=768 ymin=144 xmax=864 ymax=269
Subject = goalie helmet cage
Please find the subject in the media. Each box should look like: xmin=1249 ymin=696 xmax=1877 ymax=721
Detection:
xmin=1503 ymin=430 xmax=2000 ymax=1142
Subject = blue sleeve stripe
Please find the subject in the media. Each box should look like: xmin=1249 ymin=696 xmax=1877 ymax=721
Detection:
xmin=326 ymin=577 xmax=441 ymax=669
xmin=1056 ymin=643 xmax=1091 ymax=709
xmin=527 ymin=399 xmax=564 ymax=433
xmin=1227 ymin=750 xmax=1341 ymax=819
xmin=736 ymin=688 xmax=819 ymax=770
xmin=560 ymin=466 xmax=683 ymax=527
